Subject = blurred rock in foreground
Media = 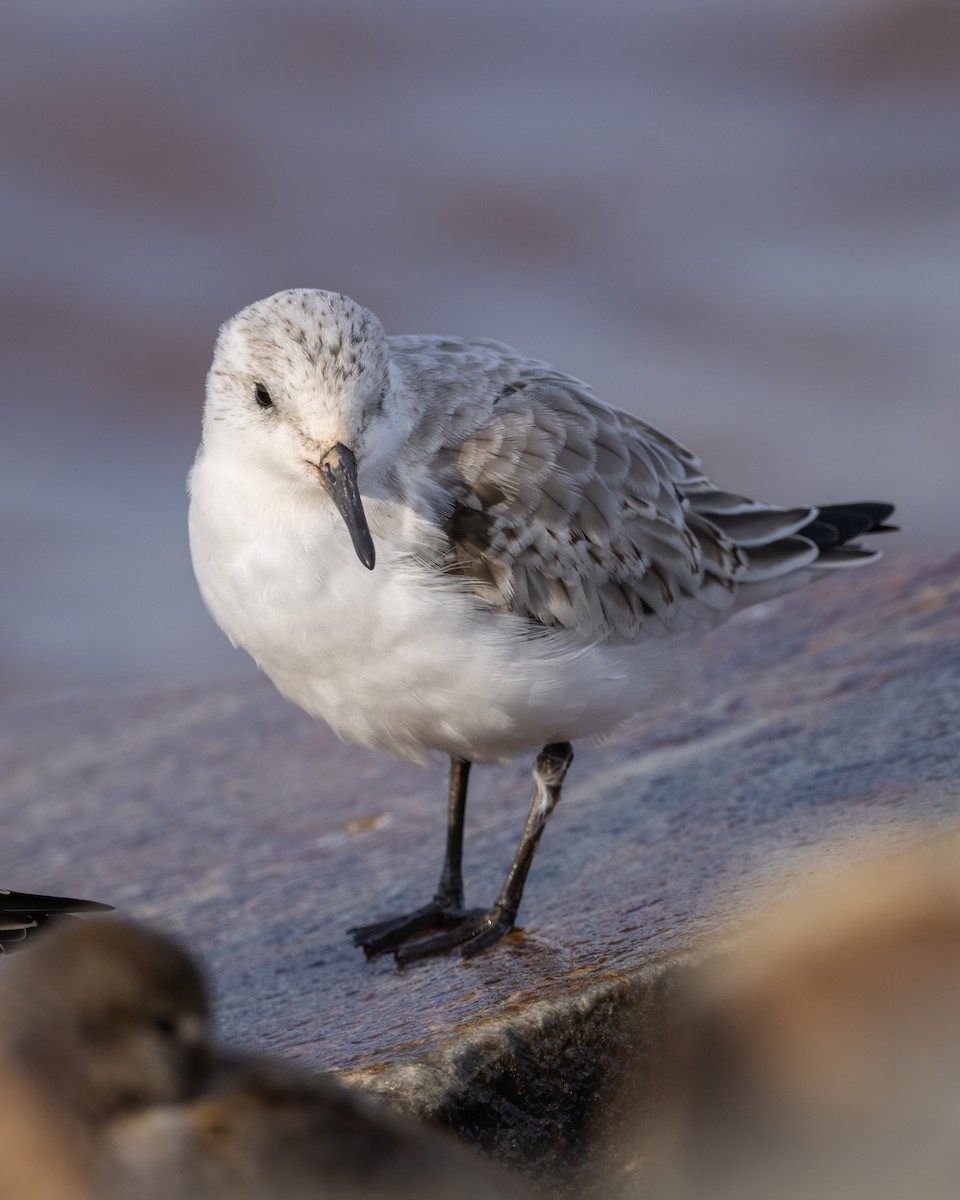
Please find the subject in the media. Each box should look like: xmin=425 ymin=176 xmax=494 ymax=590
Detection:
xmin=611 ymin=836 xmax=960 ymax=1200
xmin=0 ymin=554 xmax=957 ymax=1193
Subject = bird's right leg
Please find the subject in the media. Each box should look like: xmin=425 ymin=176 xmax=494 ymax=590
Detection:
xmin=350 ymin=757 xmax=473 ymax=956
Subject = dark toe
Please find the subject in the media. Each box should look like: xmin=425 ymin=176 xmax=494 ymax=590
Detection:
xmin=350 ymin=900 xmax=467 ymax=956
xmin=459 ymin=916 xmax=515 ymax=958
xmin=395 ymin=907 xmax=514 ymax=964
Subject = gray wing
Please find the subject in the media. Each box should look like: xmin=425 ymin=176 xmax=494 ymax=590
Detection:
xmin=392 ymin=337 xmax=865 ymax=642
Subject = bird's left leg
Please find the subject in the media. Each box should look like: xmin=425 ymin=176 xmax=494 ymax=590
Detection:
xmin=396 ymin=741 xmax=574 ymax=963
xmin=350 ymin=757 xmax=473 ymax=956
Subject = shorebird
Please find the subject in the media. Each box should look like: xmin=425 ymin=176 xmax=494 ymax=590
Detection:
xmin=189 ymin=289 xmax=895 ymax=961
xmin=113 ymin=1051 xmax=534 ymax=1200
xmin=0 ymin=917 xmax=530 ymax=1199
xmin=0 ymin=918 xmax=209 ymax=1200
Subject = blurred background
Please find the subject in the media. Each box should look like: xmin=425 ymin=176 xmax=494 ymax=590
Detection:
xmin=2 ymin=0 xmax=958 ymax=697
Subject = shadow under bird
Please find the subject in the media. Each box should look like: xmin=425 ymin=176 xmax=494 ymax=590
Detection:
xmin=189 ymin=289 xmax=896 ymax=961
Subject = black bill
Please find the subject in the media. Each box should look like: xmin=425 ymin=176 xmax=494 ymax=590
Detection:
xmin=315 ymin=443 xmax=376 ymax=571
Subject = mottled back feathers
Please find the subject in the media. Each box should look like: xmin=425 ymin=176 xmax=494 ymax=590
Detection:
xmin=390 ymin=336 xmax=891 ymax=643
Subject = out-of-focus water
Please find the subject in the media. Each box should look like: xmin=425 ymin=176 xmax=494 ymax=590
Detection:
xmin=2 ymin=0 xmax=958 ymax=695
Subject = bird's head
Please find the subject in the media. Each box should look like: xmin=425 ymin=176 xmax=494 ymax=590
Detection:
xmin=202 ymin=289 xmax=399 ymax=570
xmin=2 ymin=918 xmax=211 ymax=1124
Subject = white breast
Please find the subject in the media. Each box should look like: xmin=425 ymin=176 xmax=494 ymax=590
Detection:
xmin=189 ymin=454 xmax=677 ymax=765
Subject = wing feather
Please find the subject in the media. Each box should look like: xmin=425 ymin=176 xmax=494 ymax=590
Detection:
xmin=390 ymin=336 xmax=890 ymax=643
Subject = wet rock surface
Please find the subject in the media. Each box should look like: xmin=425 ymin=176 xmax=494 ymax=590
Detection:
xmin=1 ymin=554 xmax=958 ymax=1191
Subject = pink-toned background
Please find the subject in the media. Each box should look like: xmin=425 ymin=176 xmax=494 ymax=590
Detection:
xmin=2 ymin=0 xmax=957 ymax=696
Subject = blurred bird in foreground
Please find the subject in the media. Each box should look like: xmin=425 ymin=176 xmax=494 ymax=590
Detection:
xmin=647 ymin=837 xmax=960 ymax=1200
xmin=0 ymin=917 xmax=531 ymax=1200
xmin=190 ymin=288 xmax=896 ymax=960
xmin=111 ymin=1052 xmax=533 ymax=1200
xmin=0 ymin=887 xmax=113 ymax=952
xmin=0 ymin=918 xmax=208 ymax=1200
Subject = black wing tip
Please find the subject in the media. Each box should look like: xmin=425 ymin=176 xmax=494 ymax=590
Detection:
xmin=0 ymin=890 xmax=114 ymax=953
xmin=802 ymin=501 xmax=898 ymax=550
xmin=0 ymin=889 xmax=114 ymax=915
xmin=820 ymin=501 xmax=897 ymax=527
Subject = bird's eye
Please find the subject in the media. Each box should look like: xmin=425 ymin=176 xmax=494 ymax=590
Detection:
xmin=152 ymin=1015 xmax=177 ymax=1037
xmin=254 ymin=383 xmax=273 ymax=409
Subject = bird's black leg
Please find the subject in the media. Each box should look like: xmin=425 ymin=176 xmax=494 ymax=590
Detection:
xmin=396 ymin=741 xmax=574 ymax=963
xmin=350 ymin=757 xmax=473 ymax=956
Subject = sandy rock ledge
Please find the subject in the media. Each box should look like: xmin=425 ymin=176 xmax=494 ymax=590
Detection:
xmin=1 ymin=554 xmax=958 ymax=1193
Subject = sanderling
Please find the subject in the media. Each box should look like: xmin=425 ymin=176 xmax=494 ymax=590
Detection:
xmin=188 ymin=289 xmax=895 ymax=960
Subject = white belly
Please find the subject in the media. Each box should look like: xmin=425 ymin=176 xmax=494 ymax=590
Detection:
xmin=189 ymin=458 xmax=677 ymax=764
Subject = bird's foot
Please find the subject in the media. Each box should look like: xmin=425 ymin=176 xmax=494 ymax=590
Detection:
xmin=349 ymin=894 xmax=471 ymax=957
xmin=394 ymin=904 xmax=516 ymax=964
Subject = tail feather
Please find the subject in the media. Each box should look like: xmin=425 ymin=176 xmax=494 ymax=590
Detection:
xmin=700 ymin=497 xmax=896 ymax=612
xmin=681 ymin=483 xmax=896 ymax=616
xmin=801 ymin=502 xmax=897 ymax=548
xmin=817 ymin=501 xmax=897 ymax=531
xmin=702 ymin=506 xmax=815 ymax=549
xmin=801 ymin=501 xmax=898 ymax=567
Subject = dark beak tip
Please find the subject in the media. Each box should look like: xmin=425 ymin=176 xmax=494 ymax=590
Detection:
xmin=317 ymin=445 xmax=377 ymax=572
